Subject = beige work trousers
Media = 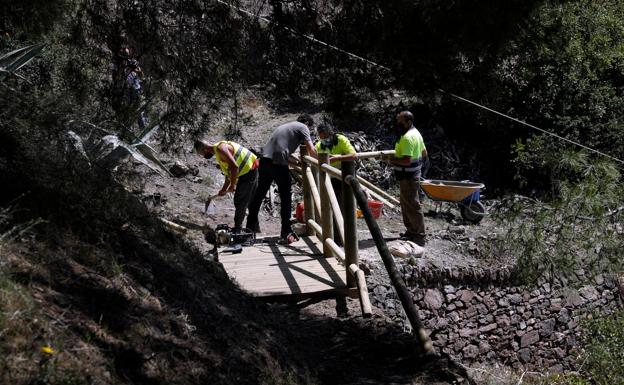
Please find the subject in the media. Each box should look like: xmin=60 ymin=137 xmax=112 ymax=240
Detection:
xmin=399 ymin=177 xmax=426 ymax=245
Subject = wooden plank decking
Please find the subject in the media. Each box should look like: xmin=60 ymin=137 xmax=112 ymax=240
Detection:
xmin=219 ymin=235 xmax=348 ymax=298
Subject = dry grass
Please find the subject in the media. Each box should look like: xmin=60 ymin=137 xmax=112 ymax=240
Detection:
xmin=0 ymin=212 xmax=109 ymax=385
xmin=0 ymin=259 xmax=89 ymax=385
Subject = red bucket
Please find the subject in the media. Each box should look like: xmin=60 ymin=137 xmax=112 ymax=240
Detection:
xmin=295 ymin=201 xmax=305 ymax=223
xmin=367 ymin=200 xmax=384 ymax=219
xmin=357 ymin=201 xmax=383 ymax=218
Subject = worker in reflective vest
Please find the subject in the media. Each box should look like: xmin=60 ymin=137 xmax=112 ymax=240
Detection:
xmin=386 ymin=111 xmax=429 ymax=246
xmin=315 ymin=124 xmax=357 ymax=245
xmin=195 ymin=139 xmax=259 ymax=232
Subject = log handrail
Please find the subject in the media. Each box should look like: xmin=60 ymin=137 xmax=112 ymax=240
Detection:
xmin=293 ymin=151 xmax=400 ymax=321
xmin=292 ymin=154 xmax=398 ymax=209
xmin=349 ymin=150 xmax=395 ymax=159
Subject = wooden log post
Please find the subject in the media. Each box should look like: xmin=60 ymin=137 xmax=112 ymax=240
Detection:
xmin=324 ymin=176 xmax=345 ymax=243
xmin=318 ymin=153 xmax=333 ymax=257
xmin=341 ymin=160 xmax=358 ymax=288
xmin=344 ymin=174 xmax=433 ymax=353
xmin=300 ymin=145 xmax=315 ymax=236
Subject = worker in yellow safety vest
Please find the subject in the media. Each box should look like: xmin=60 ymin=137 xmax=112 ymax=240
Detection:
xmin=195 ymin=139 xmax=259 ymax=232
xmin=384 ymin=111 xmax=429 ymax=246
xmin=315 ymin=124 xmax=357 ymax=245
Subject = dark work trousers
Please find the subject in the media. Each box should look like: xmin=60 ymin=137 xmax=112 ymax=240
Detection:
xmin=246 ymin=158 xmax=293 ymax=238
xmin=233 ymin=168 xmax=258 ymax=230
xmin=399 ymin=175 xmax=426 ymax=246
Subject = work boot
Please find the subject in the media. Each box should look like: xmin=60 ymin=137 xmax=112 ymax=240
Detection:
xmin=399 ymin=231 xmax=412 ymax=240
xmin=407 ymin=236 xmax=426 ymax=247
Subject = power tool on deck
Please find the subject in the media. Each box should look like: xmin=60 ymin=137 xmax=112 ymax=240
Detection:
xmin=215 ymin=224 xmax=255 ymax=247
xmin=206 ymin=224 xmax=255 ymax=261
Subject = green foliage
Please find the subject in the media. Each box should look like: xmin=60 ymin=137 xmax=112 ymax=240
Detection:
xmin=580 ymin=311 xmax=624 ymax=385
xmin=485 ymin=151 xmax=623 ymax=283
xmin=501 ymin=0 xmax=624 ymax=190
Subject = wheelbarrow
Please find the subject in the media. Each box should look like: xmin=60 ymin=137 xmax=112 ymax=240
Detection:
xmin=419 ymin=179 xmax=486 ymax=224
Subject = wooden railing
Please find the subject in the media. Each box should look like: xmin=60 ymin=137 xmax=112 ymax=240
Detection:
xmin=291 ymin=145 xmax=433 ymax=353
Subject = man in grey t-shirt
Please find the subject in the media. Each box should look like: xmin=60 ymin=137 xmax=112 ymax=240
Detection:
xmin=246 ymin=114 xmax=317 ymax=244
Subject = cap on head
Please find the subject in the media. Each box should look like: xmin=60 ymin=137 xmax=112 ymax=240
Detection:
xmin=297 ymin=114 xmax=314 ymax=127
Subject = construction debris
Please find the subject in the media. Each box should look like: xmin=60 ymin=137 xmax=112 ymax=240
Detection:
xmin=388 ymin=240 xmax=425 ymax=259
xmin=343 ymin=132 xmax=395 ymax=189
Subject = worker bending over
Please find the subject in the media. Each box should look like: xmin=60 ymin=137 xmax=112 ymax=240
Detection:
xmin=246 ymin=114 xmax=317 ymax=244
xmin=195 ymin=139 xmax=259 ymax=233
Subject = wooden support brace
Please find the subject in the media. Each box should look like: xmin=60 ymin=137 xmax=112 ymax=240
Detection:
xmin=344 ymin=174 xmax=433 ymax=353
xmin=306 ymin=218 xmax=322 ymax=240
xmin=324 ymin=238 xmax=345 ymax=263
xmin=318 ymin=162 xmax=397 ymax=209
xmin=304 ymin=167 xmax=322 ymax=220
xmin=357 ymin=175 xmax=400 ymax=206
xmin=299 ymin=153 xmax=399 ymax=207
xmin=349 ymin=263 xmax=373 ymax=317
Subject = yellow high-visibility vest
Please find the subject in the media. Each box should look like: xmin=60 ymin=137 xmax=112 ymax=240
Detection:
xmin=213 ymin=141 xmax=257 ymax=178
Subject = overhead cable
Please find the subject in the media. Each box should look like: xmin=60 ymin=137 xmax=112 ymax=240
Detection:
xmin=438 ymin=89 xmax=624 ymax=165
xmin=214 ymin=0 xmax=624 ymax=166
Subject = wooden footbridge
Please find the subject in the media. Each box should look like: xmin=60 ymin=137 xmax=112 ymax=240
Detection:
xmin=218 ymin=147 xmax=432 ymax=351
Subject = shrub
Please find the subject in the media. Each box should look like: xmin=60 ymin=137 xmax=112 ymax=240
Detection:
xmin=580 ymin=311 xmax=624 ymax=385
xmin=484 ymin=151 xmax=624 ymax=284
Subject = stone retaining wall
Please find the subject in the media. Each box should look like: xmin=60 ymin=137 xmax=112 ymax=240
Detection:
xmin=367 ymin=261 xmax=623 ymax=371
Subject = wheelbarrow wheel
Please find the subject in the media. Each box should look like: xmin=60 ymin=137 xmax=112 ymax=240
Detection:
xmin=460 ymin=201 xmax=485 ymax=224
